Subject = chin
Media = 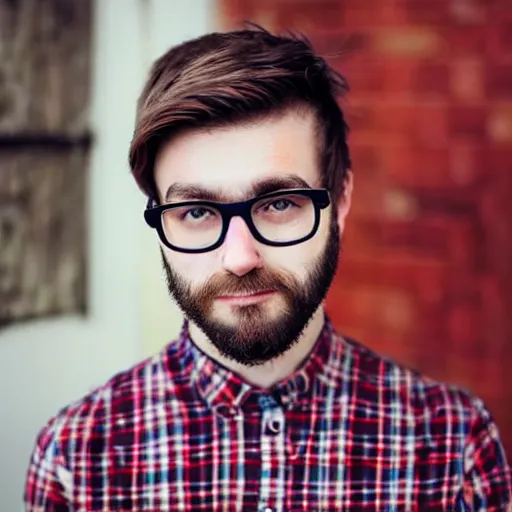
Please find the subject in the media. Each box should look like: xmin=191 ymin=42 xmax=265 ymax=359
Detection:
xmin=221 ymin=300 xmax=284 ymax=322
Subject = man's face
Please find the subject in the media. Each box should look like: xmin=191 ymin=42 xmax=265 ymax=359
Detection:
xmin=154 ymin=109 xmax=349 ymax=366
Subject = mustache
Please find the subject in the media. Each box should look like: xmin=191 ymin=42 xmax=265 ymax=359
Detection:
xmin=195 ymin=268 xmax=299 ymax=301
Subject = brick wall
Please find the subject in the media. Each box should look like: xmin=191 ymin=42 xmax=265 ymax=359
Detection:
xmin=218 ymin=0 xmax=512 ymax=458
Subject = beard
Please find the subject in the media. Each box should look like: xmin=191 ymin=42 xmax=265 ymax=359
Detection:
xmin=162 ymin=217 xmax=340 ymax=366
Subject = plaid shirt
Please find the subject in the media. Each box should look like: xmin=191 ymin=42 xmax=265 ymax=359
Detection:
xmin=25 ymin=316 xmax=511 ymax=511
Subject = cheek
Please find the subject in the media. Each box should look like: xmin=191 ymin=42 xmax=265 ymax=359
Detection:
xmin=163 ymin=247 xmax=219 ymax=286
xmin=254 ymin=211 xmax=332 ymax=276
xmin=297 ymin=214 xmax=330 ymax=266
xmin=262 ymin=232 xmax=328 ymax=277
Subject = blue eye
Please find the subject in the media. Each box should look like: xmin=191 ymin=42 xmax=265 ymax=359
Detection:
xmin=270 ymin=199 xmax=293 ymax=211
xmin=178 ymin=207 xmax=215 ymax=222
xmin=260 ymin=198 xmax=301 ymax=213
xmin=189 ymin=208 xmax=208 ymax=219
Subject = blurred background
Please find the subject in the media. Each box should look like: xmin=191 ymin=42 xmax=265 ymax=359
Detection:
xmin=0 ymin=0 xmax=510 ymax=510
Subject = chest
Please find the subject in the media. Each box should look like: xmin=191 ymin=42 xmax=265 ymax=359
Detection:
xmin=68 ymin=403 xmax=464 ymax=511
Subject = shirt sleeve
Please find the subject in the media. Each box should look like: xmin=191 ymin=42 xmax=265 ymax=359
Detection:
xmin=461 ymin=397 xmax=512 ymax=511
xmin=24 ymin=421 xmax=71 ymax=512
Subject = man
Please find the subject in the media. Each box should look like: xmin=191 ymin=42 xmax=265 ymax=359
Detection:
xmin=25 ymin=27 xmax=511 ymax=511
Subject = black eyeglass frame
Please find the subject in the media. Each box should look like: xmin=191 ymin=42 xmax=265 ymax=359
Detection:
xmin=144 ymin=188 xmax=331 ymax=254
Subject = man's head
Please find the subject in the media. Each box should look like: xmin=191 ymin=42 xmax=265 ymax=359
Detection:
xmin=129 ymin=27 xmax=352 ymax=366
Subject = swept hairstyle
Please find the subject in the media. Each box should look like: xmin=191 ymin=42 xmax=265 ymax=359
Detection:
xmin=129 ymin=26 xmax=351 ymax=203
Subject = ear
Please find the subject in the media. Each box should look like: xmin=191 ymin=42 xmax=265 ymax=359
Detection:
xmin=336 ymin=171 xmax=353 ymax=233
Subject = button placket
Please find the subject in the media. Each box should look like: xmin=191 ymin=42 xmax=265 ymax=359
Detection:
xmin=262 ymin=406 xmax=285 ymax=436
xmin=213 ymin=404 xmax=239 ymax=418
xmin=258 ymin=405 xmax=286 ymax=512
xmin=265 ymin=416 xmax=283 ymax=436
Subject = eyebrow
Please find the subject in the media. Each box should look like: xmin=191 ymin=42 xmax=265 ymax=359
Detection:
xmin=164 ymin=175 xmax=312 ymax=203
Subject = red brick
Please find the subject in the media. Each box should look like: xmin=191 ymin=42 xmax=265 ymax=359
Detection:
xmin=379 ymin=220 xmax=449 ymax=259
xmin=348 ymin=171 xmax=387 ymax=219
xmin=383 ymin=188 xmax=419 ymax=222
xmin=382 ymin=144 xmax=452 ymax=189
xmin=489 ymin=17 xmax=512 ymax=58
xmin=470 ymin=359 xmax=504 ymax=406
xmin=348 ymin=131 xmax=393 ymax=150
xmin=218 ymin=0 xmax=258 ymax=27
xmin=370 ymin=104 xmax=449 ymax=144
xmin=486 ymin=64 xmax=512 ymax=99
xmin=345 ymin=104 xmax=375 ymax=133
xmin=349 ymin=141 xmax=383 ymax=171
xmin=450 ymin=58 xmax=485 ymax=102
xmin=276 ymin=1 xmax=344 ymax=31
xmin=449 ymin=141 xmax=486 ymax=187
xmin=369 ymin=335 xmax=418 ymax=367
xmin=328 ymin=286 xmax=418 ymax=334
xmin=447 ymin=301 xmax=481 ymax=348
xmin=489 ymin=0 xmax=512 ymax=16
xmin=333 ymin=252 xmax=447 ymax=292
xmin=449 ymin=107 xmax=488 ymax=138
xmin=311 ymin=30 xmax=369 ymax=58
xmin=488 ymin=147 xmax=512 ymax=176
xmin=488 ymin=105 xmax=512 ymax=143
xmin=448 ymin=26 xmax=488 ymax=57
xmin=416 ymin=267 xmax=449 ymax=304
xmin=421 ymin=304 xmax=449 ymax=338
xmin=328 ymin=285 xmax=417 ymax=340
xmin=328 ymin=285 xmax=386 ymax=327
xmin=343 ymin=1 xmax=391 ymax=29
xmin=379 ymin=215 xmax=478 ymax=272
xmin=342 ymin=221 xmax=380 ymax=252
xmin=445 ymin=221 xmax=479 ymax=270
xmin=446 ymin=356 xmax=480 ymax=394
xmin=366 ymin=289 xmax=416 ymax=331
xmin=373 ymin=104 xmax=415 ymax=137
xmin=373 ymin=28 xmax=444 ymax=58
xmin=400 ymin=0 xmax=452 ymax=25
xmin=450 ymin=0 xmax=487 ymax=25
xmin=412 ymin=105 xmax=450 ymax=147
xmin=479 ymin=276 xmax=509 ymax=359
xmin=411 ymin=61 xmax=450 ymax=97
xmin=382 ymin=60 xmax=417 ymax=99
xmin=344 ymin=59 xmax=387 ymax=95
xmin=379 ymin=1 xmax=410 ymax=26
xmin=480 ymin=277 xmax=507 ymax=336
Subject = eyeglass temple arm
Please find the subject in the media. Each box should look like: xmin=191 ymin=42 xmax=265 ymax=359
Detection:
xmin=145 ymin=197 xmax=158 ymax=210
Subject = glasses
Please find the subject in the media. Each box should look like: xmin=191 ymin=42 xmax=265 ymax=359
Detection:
xmin=144 ymin=188 xmax=331 ymax=253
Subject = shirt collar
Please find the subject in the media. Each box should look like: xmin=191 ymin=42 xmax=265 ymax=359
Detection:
xmin=173 ymin=313 xmax=344 ymax=418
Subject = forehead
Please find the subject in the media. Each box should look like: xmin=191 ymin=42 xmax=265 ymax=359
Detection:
xmin=154 ymin=109 xmax=321 ymax=202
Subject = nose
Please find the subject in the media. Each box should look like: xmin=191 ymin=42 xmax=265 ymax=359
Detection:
xmin=221 ymin=217 xmax=262 ymax=276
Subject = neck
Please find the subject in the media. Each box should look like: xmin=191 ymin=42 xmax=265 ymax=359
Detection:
xmin=188 ymin=307 xmax=326 ymax=389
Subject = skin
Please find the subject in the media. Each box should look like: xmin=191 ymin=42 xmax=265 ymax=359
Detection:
xmin=153 ymin=108 xmax=353 ymax=388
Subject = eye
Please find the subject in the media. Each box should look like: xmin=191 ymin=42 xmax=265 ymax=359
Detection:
xmin=265 ymin=198 xmax=298 ymax=212
xmin=181 ymin=207 xmax=215 ymax=221
xmin=189 ymin=208 xmax=207 ymax=219
xmin=272 ymin=199 xmax=291 ymax=211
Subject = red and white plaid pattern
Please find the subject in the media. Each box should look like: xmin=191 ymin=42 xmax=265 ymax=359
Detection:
xmin=25 ymin=316 xmax=511 ymax=511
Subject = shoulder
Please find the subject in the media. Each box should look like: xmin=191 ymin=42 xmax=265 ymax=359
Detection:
xmin=337 ymin=334 xmax=512 ymax=503
xmin=25 ymin=341 xmax=189 ymax=506
xmin=338 ymin=333 xmax=483 ymax=420
xmin=33 ymin=339 xmax=185 ymax=455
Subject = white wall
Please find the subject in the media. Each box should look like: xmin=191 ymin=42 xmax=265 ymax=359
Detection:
xmin=0 ymin=1 xmax=213 ymax=510
xmin=139 ymin=0 xmax=215 ymax=357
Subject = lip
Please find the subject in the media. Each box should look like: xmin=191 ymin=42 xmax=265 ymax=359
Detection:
xmin=216 ymin=290 xmax=276 ymax=306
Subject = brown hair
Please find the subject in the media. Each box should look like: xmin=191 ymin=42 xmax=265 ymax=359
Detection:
xmin=129 ymin=26 xmax=351 ymax=203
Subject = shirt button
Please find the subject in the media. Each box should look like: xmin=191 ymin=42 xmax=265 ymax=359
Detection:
xmin=265 ymin=418 xmax=282 ymax=435
xmin=214 ymin=405 xmax=238 ymax=417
